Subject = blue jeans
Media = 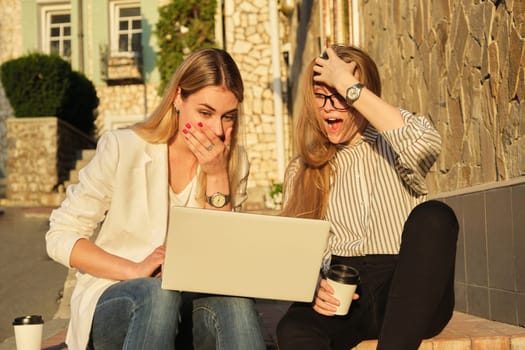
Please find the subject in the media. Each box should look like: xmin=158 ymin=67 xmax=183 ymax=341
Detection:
xmin=192 ymin=295 xmax=266 ymax=350
xmin=89 ymin=279 xmax=265 ymax=350
xmin=89 ymin=278 xmax=181 ymax=350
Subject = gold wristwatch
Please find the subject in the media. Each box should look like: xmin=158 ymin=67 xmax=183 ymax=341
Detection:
xmin=206 ymin=192 xmax=231 ymax=208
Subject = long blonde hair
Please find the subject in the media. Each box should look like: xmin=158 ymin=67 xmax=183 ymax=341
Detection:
xmin=281 ymin=45 xmax=382 ymax=219
xmin=132 ymin=48 xmax=245 ymax=206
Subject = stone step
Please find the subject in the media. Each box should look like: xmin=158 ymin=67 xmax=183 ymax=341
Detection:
xmin=80 ymin=149 xmax=96 ymax=160
xmin=40 ymin=308 xmax=525 ymax=350
xmin=64 ymin=149 xmax=96 ymax=188
xmin=74 ymin=158 xmax=91 ymax=170
xmin=0 ymin=177 xmax=6 ymax=198
xmin=352 ymin=311 xmax=525 ymax=350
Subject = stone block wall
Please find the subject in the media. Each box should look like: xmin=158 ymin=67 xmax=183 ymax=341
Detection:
xmin=5 ymin=117 xmax=95 ymax=206
xmin=0 ymin=0 xmax=22 ymax=181
xmin=360 ymin=0 xmax=525 ymax=194
xmin=224 ymin=0 xmax=293 ymax=206
xmin=95 ymin=83 xmax=161 ymax=133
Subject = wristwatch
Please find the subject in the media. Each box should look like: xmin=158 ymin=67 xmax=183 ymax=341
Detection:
xmin=345 ymin=83 xmax=364 ymax=105
xmin=206 ymin=192 xmax=231 ymax=208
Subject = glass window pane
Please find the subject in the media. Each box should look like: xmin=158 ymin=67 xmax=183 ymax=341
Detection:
xmin=64 ymin=26 xmax=71 ymax=36
xmin=51 ymin=14 xmax=70 ymax=24
xmin=50 ymin=41 xmax=60 ymax=53
xmin=121 ymin=7 xmax=140 ymax=17
xmin=50 ymin=27 xmax=60 ymax=37
xmin=63 ymin=40 xmax=71 ymax=57
xmin=119 ymin=21 xmax=129 ymax=30
xmin=119 ymin=35 xmax=128 ymax=51
xmin=132 ymin=19 xmax=141 ymax=30
xmin=131 ymin=33 xmax=141 ymax=52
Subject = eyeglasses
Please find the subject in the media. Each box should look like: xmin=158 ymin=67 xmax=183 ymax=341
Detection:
xmin=314 ymin=93 xmax=349 ymax=111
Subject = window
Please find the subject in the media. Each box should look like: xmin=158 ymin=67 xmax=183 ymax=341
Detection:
xmin=40 ymin=3 xmax=72 ymax=60
xmin=110 ymin=1 xmax=142 ymax=56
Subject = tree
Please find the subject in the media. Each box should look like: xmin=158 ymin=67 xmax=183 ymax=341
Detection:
xmin=155 ymin=0 xmax=217 ymax=94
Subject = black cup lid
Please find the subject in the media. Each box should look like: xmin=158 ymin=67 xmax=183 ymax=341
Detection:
xmin=327 ymin=264 xmax=360 ymax=284
xmin=13 ymin=315 xmax=44 ymax=325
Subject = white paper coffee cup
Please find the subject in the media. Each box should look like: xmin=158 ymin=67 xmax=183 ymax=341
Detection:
xmin=326 ymin=264 xmax=360 ymax=316
xmin=12 ymin=315 xmax=44 ymax=350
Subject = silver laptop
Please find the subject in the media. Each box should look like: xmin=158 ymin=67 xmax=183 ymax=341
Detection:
xmin=161 ymin=206 xmax=330 ymax=302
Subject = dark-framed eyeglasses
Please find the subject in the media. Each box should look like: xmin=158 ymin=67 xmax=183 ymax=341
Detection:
xmin=314 ymin=93 xmax=349 ymax=111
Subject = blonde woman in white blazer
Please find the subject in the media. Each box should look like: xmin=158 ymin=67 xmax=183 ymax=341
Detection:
xmin=46 ymin=48 xmax=265 ymax=350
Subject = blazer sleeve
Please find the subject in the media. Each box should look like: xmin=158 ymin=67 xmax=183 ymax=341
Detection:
xmin=46 ymin=131 xmax=119 ymax=268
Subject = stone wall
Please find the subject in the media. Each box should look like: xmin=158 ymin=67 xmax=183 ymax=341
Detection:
xmin=223 ymin=0 xmax=292 ymax=206
xmin=94 ymin=83 xmax=161 ymax=134
xmin=0 ymin=0 xmax=22 ymax=182
xmin=359 ymin=0 xmax=525 ymax=194
xmin=5 ymin=117 xmax=95 ymax=206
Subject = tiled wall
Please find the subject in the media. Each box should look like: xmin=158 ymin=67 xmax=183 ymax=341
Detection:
xmin=432 ymin=178 xmax=525 ymax=327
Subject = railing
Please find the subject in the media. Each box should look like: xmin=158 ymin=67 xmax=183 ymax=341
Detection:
xmin=100 ymin=45 xmax=143 ymax=84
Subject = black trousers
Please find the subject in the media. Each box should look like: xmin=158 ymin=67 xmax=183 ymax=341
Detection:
xmin=276 ymin=200 xmax=459 ymax=350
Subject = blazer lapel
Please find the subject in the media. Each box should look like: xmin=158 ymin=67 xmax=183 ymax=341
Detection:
xmin=144 ymin=142 xmax=170 ymax=244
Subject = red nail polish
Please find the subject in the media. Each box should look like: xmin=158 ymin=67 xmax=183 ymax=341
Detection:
xmin=185 ymin=123 xmax=191 ymax=129
xmin=182 ymin=128 xmax=188 ymax=134
xmin=198 ymin=122 xmax=203 ymax=127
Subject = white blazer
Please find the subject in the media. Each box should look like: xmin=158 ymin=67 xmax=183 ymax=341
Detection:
xmin=46 ymin=128 xmax=249 ymax=350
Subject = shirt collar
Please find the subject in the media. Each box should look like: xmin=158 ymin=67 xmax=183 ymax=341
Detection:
xmin=336 ymin=124 xmax=378 ymax=150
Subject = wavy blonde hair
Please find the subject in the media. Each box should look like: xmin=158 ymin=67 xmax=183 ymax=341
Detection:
xmin=132 ymin=48 xmax=245 ymax=206
xmin=281 ymin=45 xmax=382 ymax=219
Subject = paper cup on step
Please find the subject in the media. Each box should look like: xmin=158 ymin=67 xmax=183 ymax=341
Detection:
xmin=12 ymin=315 xmax=44 ymax=350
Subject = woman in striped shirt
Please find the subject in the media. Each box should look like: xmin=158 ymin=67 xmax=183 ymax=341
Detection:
xmin=276 ymin=45 xmax=459 ymax=350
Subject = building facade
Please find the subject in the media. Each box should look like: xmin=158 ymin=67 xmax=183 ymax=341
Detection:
xmin=0 ymin=0 xmax=293 ymax=207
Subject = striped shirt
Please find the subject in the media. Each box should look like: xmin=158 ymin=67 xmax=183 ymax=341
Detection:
xmin=285 ymin=109 xmax=441 ymax=263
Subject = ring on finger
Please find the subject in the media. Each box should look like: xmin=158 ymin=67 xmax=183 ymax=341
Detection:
xmin=206 ymin=143 xmax=214 ymax=151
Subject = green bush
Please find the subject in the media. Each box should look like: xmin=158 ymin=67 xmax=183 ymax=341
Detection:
xmin=0 ymin=53 xmax=99 ymax=135
xmin=60 ymin=71 xmax=99 ymax=135
xmin=155 ymin=0 xmax=217 ymax=94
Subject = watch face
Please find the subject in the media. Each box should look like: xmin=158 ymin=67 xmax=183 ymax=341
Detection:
xmin=211 ymin=193 xmax=226 ymax=207
xmin=346 ymin=83 xmax=363 ymax=104
xmin=348 ymin=87 xmax=360 ymax=100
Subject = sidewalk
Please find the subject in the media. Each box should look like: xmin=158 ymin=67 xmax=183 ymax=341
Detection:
xmin=0 ymin=206 xmax=68 ymax=350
